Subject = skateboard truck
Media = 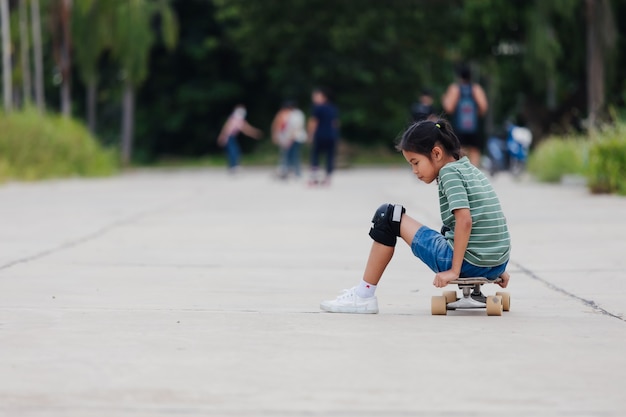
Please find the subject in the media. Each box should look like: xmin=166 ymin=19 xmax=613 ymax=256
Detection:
xmin=447 ymin=280 xmax=498 ymax=309
xmin=431 ymin=277 xmax=510 ymax=316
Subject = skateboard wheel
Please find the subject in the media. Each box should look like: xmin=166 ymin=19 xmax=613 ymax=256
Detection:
xmin=496 ymin=292 xmax=511 ymax=311
xmin=431 ymin=296 xmax=447 ymax=315
xmin=442 ymin=291 xmax=457 ymax=304
xmin=486 ymin=296 xmax=503 ymax=316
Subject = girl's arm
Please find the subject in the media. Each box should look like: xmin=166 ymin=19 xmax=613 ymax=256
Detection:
xmin=433 ymin=208 xmax=472 ymax=288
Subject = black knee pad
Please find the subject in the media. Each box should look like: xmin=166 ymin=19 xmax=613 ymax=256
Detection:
xmin=368 ymin=204 xmax=405 ymax=247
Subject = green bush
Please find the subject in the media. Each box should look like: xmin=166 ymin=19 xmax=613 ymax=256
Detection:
xmin=587 ymin=122 xmax=626 ymax=195
xmin=0 ymin=109 xmax=118 ymax=182
xmin=527 ymin=136 xmax=588 ymax=183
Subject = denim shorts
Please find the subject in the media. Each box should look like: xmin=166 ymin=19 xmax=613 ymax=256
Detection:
xmin=410 ymin=226 xmax=508 ymax=279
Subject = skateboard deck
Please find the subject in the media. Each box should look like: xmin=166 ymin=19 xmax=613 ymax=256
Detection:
xmin=449 ymin=277 xmax=502 ymax=285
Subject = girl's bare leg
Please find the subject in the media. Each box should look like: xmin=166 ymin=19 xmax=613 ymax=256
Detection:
xmin=362 ymin=214 xmax=423 ymax=285
xmin=362 ymin=243 xmax=394 ymax=285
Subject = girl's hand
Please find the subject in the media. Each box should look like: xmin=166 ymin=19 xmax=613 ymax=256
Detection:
xmin=433 ymin=270 xmax=459 ymax=288
xmin=498 ymin=271 xmax=510 ymax=288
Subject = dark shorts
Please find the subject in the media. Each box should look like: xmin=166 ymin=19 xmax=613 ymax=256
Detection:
xmin=457 ymin=132 xmax=483 ymax=149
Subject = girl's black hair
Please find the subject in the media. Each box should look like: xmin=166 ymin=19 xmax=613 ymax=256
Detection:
xmin=395 ymin=118 xmax=461 ymax=160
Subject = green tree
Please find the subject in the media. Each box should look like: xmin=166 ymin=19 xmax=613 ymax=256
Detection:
xmin=19 ymin=0 xmax=32 ymax=105
xmin=112 ymin=0 xmax=178 ymax=165
xmin=214 ymin=0 xmax=456 ymax=143
xmin=132 ymin=0 xmax=247 ymax=160
xmin=73 ymin=0 xmax=117 ymax=133
xmin=586 ymin=0 xmax=616 ymax=128
xmin=30 ymin=0 xmax=45 ymax=113
xmin=457 ymin=0 xmax=618 ymax=136
xmin=50 ymin=0 xmax=73 ymax=117
xmin=109 ymin=0 xmax=626 ymax=161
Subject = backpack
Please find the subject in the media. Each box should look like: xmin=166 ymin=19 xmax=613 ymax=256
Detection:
xmin=455 ymin=84 xmax=478 ymax=134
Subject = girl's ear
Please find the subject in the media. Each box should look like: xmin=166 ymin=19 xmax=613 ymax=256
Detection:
xmin=431 ymin=145 xmax=444 ymax=161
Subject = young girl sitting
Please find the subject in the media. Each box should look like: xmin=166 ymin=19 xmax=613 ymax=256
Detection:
xmin=321 ymin=119 xmax=511 ymax=314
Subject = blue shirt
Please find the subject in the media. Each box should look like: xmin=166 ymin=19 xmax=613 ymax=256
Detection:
xmin=312 ymin=103 xmax=339 ymax=141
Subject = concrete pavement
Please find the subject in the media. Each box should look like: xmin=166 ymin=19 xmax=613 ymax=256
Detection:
xmin=0 ymin=166 xmax=625 ymax=416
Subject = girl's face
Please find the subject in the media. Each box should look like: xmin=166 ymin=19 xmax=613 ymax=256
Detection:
xmin=402 ymin=146 xmax=453 ymax=184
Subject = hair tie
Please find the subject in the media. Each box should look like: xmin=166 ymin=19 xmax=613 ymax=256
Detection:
xmin=435 ymin=123 xmax=441 ymax=128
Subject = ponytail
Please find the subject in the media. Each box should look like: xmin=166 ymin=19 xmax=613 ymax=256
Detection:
xmin=396 ymin=118 xmax=461 ymax=160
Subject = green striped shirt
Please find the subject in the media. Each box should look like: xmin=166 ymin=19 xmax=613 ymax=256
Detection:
xmin=438 ymin=157 xmax=510 ymax=267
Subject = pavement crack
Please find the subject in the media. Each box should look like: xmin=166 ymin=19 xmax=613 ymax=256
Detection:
xmin=1 ymin=216 xmax=139 ymax=272
xmin=0 ymin=196 xmax=191 ymax=272
xmin=512 ymin=261 xmax=624 ymax=322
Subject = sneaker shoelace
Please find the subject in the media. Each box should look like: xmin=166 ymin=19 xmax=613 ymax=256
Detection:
xmin=337 ymin=288 xmax=357 ymax=300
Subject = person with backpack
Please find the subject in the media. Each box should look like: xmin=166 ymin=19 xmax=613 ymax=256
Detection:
xmin=442 ymin=65 xmax=488 ymax=167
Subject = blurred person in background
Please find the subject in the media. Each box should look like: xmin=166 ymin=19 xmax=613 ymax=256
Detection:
xmin=410 ymin=88 xmax=437 ymax=123
xmin=442 ymin=65 xmax=488 ymax=167
xmin=272 ymin=100 xmax=307 ymax=180
xmin=217 ymin=104 xmax=263 ymax=174
xmin=307 ymin=87 xmax=339 ymax=186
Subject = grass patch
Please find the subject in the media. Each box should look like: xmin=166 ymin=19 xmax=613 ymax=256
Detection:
xmin=527 ymin=136 xmax=588 ymax=183
xmin=0 ymin=109 xmax=118 ymax=182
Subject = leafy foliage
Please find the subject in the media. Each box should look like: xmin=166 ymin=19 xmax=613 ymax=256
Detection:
xmin=0 ymin=109 xmax=118 ymax=181
xmin=527 ymin=136 xmax=588 ymax=183
xmin=72 ymin=0 xmax=114 ymax=85
xmin=213 ymin=0 xmax=457 ymax=144
xmin=13 ymin=0 xmax=626 ymax=164
xmin=587 ymin=122 xmax=626 ymax=194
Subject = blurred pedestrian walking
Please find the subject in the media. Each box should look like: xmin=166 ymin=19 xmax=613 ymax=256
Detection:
xmin=217 ymin=105 xmax=263 ymax=173
xmin=272 ymin=100 xmax=307 ymax=179
xmin=442 ymin=65 xmax=488 ymax=167
xmin=307 ymin=87 xmax=339 ymax=186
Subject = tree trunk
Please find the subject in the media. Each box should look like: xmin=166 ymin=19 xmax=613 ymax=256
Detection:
xmin=586 ymin=0 xmax=603 ymax=130
xmin=86 ymin=79 xmax=97 ymax=134
xmin=59 ymin=0 xmax=72 ymax=117
xmin=121 ymin=81 xmax=135 ymax=166
xmin=1 ymin=0 xmax=12 ymax=112
xmin=30 ymin=0 xmax=44 ymax=113
xmin=19 ymin=0 xmax=32 ymax=106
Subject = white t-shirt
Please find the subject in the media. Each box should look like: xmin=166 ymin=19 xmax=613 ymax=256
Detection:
xmin=286 ymin=109 xmax=307 ymax=143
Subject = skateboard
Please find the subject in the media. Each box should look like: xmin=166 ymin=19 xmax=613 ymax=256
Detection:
xmin=431 ymin=277 xmax=510 ymax=316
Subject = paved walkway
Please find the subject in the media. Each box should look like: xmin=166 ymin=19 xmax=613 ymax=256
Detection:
xmin=0 ymin=167 xmax=624 ymax=416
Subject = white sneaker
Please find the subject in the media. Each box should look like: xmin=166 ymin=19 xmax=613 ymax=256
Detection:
xmin=320 ymin=287 xmax=379 ymax=314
